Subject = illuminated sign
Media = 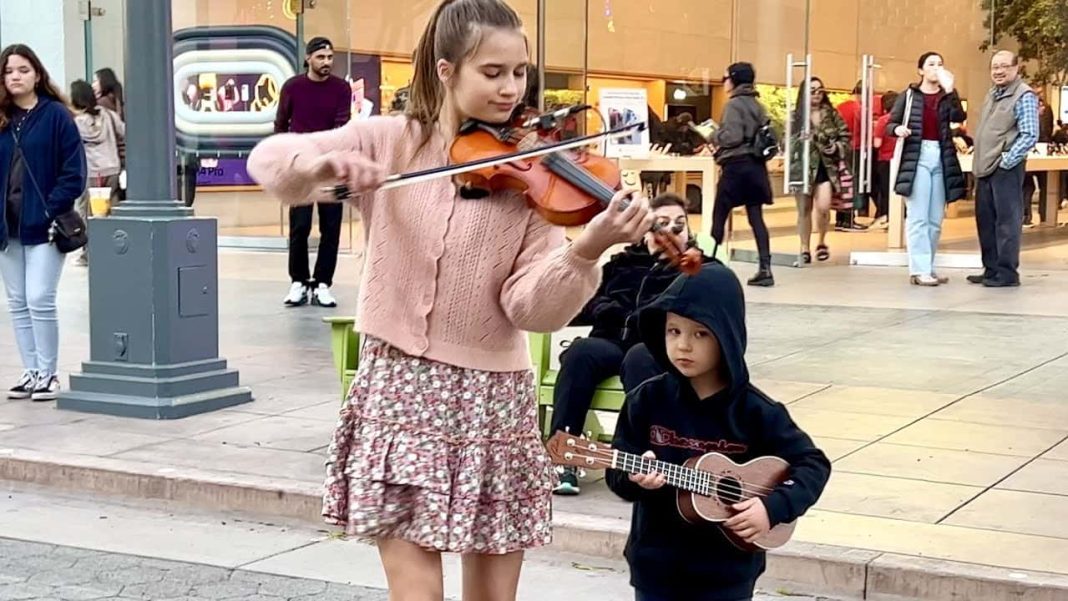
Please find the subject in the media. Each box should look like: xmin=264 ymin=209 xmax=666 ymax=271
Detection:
xmin=173 ymin=25 xmax=298 ymax=156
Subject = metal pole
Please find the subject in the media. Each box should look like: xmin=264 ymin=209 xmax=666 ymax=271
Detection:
xmin=117 ymin=0 xmax=178 ymax=207
xmin=296 ymin=1 xmax=306 ymax=62
xmin=801 ymin=0 xmax=812 ymax=195
xmin=536 ymin=0 xmax=546 ymax=112
xmin=82 ymin=2 xmax=94 ymax=81
xmin=860 ymin=55 xmax=870 ymax=195
xmin=784 ymin=54 xmax=795 ymax=196
xmin=60 ymin=0 xmax=250 ymax=419
xmin=802 ymin=53 xmax=812 ymax=196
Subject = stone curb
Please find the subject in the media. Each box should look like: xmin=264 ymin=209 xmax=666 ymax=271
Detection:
xmin=2 ymin=449 xmax=1066 ymax=600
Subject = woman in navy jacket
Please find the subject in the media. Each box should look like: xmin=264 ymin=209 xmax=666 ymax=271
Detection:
xmin=0 ymin=44 xmax=87 ymax=401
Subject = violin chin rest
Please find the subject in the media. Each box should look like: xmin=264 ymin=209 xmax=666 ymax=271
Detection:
xmin=458 ymin=185 xmax=491 ymax=200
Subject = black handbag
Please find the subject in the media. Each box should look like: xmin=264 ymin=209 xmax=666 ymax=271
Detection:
xmin=11 ymin=129 xmax=88 ymax=254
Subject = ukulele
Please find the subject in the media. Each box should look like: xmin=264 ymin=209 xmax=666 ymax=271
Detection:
xmin=545 ymin=431 xmax=796 ymax=551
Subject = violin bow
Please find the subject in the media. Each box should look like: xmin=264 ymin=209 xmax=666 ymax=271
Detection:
xmin=321 ymin=121 xmax=646 ymax=200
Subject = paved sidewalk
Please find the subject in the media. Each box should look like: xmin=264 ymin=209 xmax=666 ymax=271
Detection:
xmin=1 ymin=251 xmax=1068 ymax=595
xmin=0 ymin=488 xmax=836 ymax=601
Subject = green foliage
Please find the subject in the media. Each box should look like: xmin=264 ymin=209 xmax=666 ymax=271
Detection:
xmin=544 ymin=89 xmax=585 ymax=110
xmin=981 ymin=0 xmax=1068 ymax=86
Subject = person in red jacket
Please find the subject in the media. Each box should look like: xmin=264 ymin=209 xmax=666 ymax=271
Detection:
xmin=871 ymin=91 xmax=900 ymax=229
xmin=834 ymin=83 xmax=868 ymax=231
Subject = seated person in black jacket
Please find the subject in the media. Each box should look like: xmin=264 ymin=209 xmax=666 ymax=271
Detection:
xmin=607 ymin=263 xmax=830 ymax=601
xmin=552 ymin=193 xmax=699 ymax=496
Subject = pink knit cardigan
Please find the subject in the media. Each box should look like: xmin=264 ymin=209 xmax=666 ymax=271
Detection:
xmin=247 ymin=115 xmax=602 ymax=372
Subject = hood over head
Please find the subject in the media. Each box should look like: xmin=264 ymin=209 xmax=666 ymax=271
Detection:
xmin=638 ymin=262 xmax=749 ymax=397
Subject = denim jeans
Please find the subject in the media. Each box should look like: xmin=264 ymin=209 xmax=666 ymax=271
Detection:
xmin=0 ymin=240 xmax=65 ymax=375
xmin=905 ymin=140 xmax=947 ymax=276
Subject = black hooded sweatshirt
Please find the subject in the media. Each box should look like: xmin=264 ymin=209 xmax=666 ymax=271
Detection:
xmin=571 ymin=243 xmax=711 ymax=348
xmin=606 ymin=263 xmax=831 ymax=600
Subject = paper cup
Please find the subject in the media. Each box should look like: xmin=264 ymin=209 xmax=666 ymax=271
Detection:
xmin=89 ymin=187 xmax=111 ymax=217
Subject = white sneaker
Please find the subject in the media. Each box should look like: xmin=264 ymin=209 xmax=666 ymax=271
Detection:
xmin=283 ymin=282 xmax=309 ymax=307
xmin=313 ymin=283 xmax=337 ymax=308
xmin=8 ymin=370 xmax=37 ymax=399
xmin=871 ymin=216 xmax=889 ymax=230
xmin=31 ymin=373 xmax=60 ymax=402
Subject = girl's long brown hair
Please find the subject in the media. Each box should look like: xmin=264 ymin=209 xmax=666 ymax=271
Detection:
xmin=406 ymin=0 xmax=524 ymax=149
xmin=0 ymin=44 xmax=68 ymax=129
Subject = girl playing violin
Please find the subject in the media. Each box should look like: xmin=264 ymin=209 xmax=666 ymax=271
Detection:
xmin=247 ymin=1 xmax=653 ymax=599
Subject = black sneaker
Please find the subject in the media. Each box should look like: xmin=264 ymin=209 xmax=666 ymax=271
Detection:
xmin=552 ymin=466 xmax=581 ymax=496
xmin=967 ymin=274 xmax=990 ymax=284
xmin=747 ymin=270 xmax=775 ymax=287
xmin=31 ymin=374 xmax=60 ymax=402
xmin=8 ymin=370 xmax=36 ymax=399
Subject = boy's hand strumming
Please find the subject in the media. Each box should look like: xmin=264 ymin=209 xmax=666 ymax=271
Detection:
xmin=725 ymin=497 xmax=771 ymax=543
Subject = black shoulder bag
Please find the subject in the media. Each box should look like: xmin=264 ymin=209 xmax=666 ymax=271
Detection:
xmin=11 ymin=129 xmax=87 ymax=254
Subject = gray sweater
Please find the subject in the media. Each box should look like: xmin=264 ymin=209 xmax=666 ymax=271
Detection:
xmin=74 ymin=108 xmax=125 ymax=178
xmin=712 ymin=84 xmax=767 ymax=164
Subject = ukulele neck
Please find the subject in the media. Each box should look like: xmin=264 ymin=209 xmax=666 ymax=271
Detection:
xmin=613 ymin=450 xmax=711 ymax=496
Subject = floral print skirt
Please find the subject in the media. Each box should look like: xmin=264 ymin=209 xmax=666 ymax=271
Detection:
xmin=322 ymin=336 xmax=554 ymax=555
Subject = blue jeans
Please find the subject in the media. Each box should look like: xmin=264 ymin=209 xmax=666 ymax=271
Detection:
xmin=0 ymin=240 xmax=65 ymax=375
xmin=905 ymin=140 xmax=947 ymax=276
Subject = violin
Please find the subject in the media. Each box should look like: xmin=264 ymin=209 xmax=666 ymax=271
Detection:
xmin=326 ymin=105 xmax=703 ymax=275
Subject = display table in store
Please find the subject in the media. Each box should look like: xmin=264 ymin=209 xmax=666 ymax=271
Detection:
xmin=617 ymin=154 xmax=720 ymax=255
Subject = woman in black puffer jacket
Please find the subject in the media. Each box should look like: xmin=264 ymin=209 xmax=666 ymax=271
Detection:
xmin=886 ymin=51 xmax=966 ymax=287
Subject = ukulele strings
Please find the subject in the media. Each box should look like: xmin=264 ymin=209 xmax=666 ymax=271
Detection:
xmin=581 ymin=450 xmax=780 ymax=498
xmin=619 ymin=452 xmax=778 ymax=494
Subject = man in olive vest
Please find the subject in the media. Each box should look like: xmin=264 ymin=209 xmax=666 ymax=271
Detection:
xmin=970 ymin=50 xmax=1039 ymax=287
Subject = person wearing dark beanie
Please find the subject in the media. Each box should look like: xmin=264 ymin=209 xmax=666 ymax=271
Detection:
xmin=275 ymin=36 xmax=353 ymax=308
xmin=726 ymin=62 xmax=756 ymax=86
xmin=710 ymin=62 xmax=776 ymax=287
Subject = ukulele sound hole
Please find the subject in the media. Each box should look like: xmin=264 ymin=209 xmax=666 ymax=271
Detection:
xmin=715 ymin=476 xmax=744 ymax=505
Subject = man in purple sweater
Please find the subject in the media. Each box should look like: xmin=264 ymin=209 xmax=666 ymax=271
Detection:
xmin=276 ymin=36 xmax=352 ymax=308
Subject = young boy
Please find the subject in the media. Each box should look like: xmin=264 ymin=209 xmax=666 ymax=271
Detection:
xmin=553 ymin=192 xmax=705 ymax=495
xmin=606 ymin=262 xmax=831 ymax=601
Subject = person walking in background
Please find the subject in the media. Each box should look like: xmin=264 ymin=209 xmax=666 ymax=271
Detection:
xmin=93 ymin=68 xmax=124 ymax=120
xmin=871 ymin=91 xmax=899 ymax=230
xmin=274 ymin=37 xmax=352 ymax=308
xmin=70 ymin=80 xmax=124 ymax=266
xmin=93 ymin=67 xmax=125 ymax=202
xmin=886 ymin=52 xmax=967 ymax=287
xmin=833 ymin=82 xmax=868 ymax=231
xmin=790 ymin=76 xmax=851 ymax=265
xmin=0 ymin=44 xmax=87 ymax=401
xmin=710 ymin=61 xmax=775 ymax=286
xmin=970 ymin=50 xmax=1038 ymax=288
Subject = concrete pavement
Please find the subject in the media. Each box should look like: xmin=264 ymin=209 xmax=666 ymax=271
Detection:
xmin=2 ymin=250 xmax=1068 ymax=599
xmin=0 ymin=486 xmax=835 ymax=601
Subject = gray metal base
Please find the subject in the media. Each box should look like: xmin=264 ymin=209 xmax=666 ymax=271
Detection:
xmin=59 ymin=358 xmax=251 ymax=419
xmin=58 ymin=387 xmax=252 ymax=420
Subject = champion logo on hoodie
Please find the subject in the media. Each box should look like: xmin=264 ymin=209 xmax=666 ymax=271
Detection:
xmin=649 ymin=425 xmax=749 ymax=455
